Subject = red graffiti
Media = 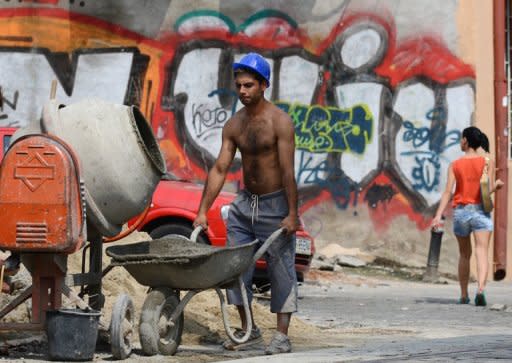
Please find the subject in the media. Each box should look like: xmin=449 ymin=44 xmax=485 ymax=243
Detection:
xmin=362 ymin=173 xmax=431 ymax=232
xmin=375 ymin=35 xmax=475 ymax=87
xmin=0 ymin=7 xmax=475 ymax=233
xmin=22 ymin=0 xmax=59 ymax=4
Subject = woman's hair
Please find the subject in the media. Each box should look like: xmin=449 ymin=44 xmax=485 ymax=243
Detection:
xmin=462 ymin=126 xmax=489 ymax=153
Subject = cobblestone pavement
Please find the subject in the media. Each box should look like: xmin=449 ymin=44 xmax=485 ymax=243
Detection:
xmin=224 ymin=277 xmax=512 ymax=362
xmin=4 ymin=274 xmax=512 ymax=362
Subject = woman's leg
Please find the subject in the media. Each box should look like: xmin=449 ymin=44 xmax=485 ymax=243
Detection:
xmin=455 ymin=235 xmax=472 ymax=299
xmin=473 ymin=230 xmax=491 ymax=293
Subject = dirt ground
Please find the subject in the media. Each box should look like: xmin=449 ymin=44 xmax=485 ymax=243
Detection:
xmin=0 ymin=224 xmax=463 ymax=361
xmin=97 ymin=233 xmax=355 ymax=356
xmin=0 ymin=231 xmax=351 ymax=361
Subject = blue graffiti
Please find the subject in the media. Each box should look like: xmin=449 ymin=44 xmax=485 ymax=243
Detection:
xmin=208 ymin=88 xmax=238 ymax=116
xmin=297 ymin=152 xmax=359 ymax=209
xmin=400 ymin=151 xmax=441 ymax=192
xmin=400 ymin=108 xmax=461 ymax=192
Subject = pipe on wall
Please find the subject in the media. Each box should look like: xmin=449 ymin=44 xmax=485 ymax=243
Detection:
xmin=493 ymin=0 xmax=508 ymax=280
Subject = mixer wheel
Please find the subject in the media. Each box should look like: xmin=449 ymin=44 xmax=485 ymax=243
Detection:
xmin=110 ymin=293 xmax=135 ymax=360
xmin=139 ymin=287 xmax=183 ymax=356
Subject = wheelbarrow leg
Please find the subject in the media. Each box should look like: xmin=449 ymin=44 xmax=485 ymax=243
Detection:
xmin=168 ymin=290 xmax=197 ymax=323
xmin=216 ymin=276 xmax=253 ymax=344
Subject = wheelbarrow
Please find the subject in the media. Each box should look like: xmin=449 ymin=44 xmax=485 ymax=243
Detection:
xmin=104 ymin=227 xmax=285 ymax=358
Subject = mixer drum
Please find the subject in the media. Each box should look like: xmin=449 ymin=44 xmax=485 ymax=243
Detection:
xmin=0 ymin=134 xmax=85 ymax=253
xmin=14 ymin=98 xmax=166 ymax=237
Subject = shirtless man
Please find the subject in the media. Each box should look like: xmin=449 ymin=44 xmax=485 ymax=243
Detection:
xmin=193 ymin=52 xmax=299 ymax=355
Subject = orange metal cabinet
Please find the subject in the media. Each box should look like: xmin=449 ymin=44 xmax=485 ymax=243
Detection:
xmin=0 ymin=134 xmax=85 ymax=253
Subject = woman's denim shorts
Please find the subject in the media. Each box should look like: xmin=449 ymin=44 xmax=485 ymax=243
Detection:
xmin=453 ymin=204 xmax=493 ymax=237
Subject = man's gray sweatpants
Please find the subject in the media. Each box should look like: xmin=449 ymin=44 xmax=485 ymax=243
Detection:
xmin=226 ymin=189 xmax=297 ymax=313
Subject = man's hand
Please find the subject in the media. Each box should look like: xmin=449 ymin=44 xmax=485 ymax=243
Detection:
xmin=193 ymin=213 xmax=208 ymax=230
xmin=281 ymin=214 xmax=301 ymax=235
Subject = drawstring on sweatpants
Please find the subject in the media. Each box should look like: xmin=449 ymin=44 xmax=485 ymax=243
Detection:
xmin=250 ymin=194 xmax=259 ymax=225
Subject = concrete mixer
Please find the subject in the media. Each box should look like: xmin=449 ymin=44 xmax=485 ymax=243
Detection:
xmin=0 ymin=98 xmax=166 ymax=360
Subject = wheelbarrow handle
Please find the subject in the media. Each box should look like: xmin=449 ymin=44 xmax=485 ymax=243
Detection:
xmin=216 ymin=276 xmax=253 ymax=345
xmin=251 ymin=227 xmax=286 ymax=265
xmin=190 ymin=226 xmax=203 ymax=243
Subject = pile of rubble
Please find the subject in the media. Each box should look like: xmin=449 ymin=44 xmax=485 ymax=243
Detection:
xmin=311 ymin=243 xmax=375 ymax=271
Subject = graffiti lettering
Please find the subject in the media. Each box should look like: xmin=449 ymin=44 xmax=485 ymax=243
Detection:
xmin=191 ymin=103 xmax=229 ymax=138
xmin=400 ymin=108 xmax=461 ymax=192
xmin=410 ymin=153 xmax=441 ymax=192
xmin=402 ymin=121 xmax=430 ymax=148
xmin=276 ymin=101 xmax=373 ymax=154
xmin=297 ymin=152 xmax=358 ymax=209
xmin=0 ymin=90 xmax=19 ymax=124
xmin=1 ymin=90 xmax=19 ymax=112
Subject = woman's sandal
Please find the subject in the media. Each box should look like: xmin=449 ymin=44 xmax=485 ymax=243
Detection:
xmin=475 ymin=292 xmax=487 ymax=307
xmin=457 ymin=296 xmax=470 ymax=304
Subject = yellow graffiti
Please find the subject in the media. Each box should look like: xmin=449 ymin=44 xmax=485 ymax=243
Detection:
xmin=276 ymin=101 xmax=374 ymax=154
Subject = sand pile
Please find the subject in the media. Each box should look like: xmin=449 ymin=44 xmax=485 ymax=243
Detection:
xmin=64 ymin=231 xmax=319 ymax=346
xmin=0 ymin=230 xmax=322 ymax=353
xmin=0 ymin=257 xmax=31 ymax=324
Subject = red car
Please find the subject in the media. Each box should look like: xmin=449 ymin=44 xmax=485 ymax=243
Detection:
xmin=130 ymin=174 xmax=315 ymax=288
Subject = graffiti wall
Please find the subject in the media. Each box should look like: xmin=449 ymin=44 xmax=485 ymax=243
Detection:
xmin=0 ymin=0 xmax=476 ymax=263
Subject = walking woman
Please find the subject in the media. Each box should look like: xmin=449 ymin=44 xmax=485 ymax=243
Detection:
xmin=432 ymin=126 xmax=504 ymax=306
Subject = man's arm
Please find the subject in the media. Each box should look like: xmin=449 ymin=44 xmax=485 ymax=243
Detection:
xmin=276 ymin=111 xmax=299 ymax=234
xmin=193 ymin=120 xmax=237 ymax=229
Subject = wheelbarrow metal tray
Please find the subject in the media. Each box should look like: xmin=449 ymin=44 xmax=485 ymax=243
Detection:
xmin=106 ymin=236 xmax=259 ymax=290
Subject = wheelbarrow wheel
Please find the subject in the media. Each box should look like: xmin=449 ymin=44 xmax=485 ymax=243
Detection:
xmin=110 ymin=293 xmax=134 ymax=360
xmin=139 ymin=287 xmax=183 ymax=356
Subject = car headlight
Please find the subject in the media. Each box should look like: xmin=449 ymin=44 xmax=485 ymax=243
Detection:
xmin=221 ymin=205 xmax=230 ymax=222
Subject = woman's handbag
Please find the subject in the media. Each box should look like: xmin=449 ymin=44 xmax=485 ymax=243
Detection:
xmin=480 ymin=157 xmax=493 ymax=213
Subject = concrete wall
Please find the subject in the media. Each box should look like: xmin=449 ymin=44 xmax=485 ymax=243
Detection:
xmin=0 ymin=0 xmax=498 ymax=275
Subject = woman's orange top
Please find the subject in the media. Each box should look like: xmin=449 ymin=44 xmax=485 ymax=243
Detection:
xmin=451 ymin=156 xmax=486 ymax=207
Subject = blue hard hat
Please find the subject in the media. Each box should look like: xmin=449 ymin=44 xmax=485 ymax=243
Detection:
xmin=233 ymin=53 xmax=271 ymax=86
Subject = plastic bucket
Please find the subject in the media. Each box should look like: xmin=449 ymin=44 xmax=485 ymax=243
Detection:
xmin=46 ymin=308 xmax=101 ymax=361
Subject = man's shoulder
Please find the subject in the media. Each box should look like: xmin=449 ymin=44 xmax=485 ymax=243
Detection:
xmin=225 ymin=109 xmax=244 ymax=127
xmin=267 ymin=101 xmax=287 ymax=115
xmin=266 ymin=102 xmax=291 ymax=123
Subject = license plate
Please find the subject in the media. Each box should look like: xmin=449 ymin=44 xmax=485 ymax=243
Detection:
xmin=296 ymin=237 xmax=312 ymax=255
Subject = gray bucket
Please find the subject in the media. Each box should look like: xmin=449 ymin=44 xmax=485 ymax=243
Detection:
xmin=14 ymin=98 xmax=166 ymax=237
xmin=46 ymin=308 xmax=101 ymax=361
